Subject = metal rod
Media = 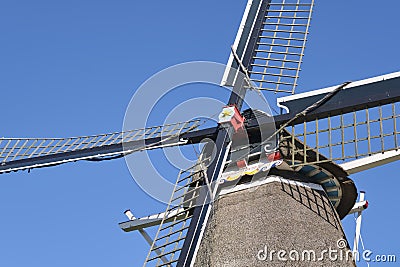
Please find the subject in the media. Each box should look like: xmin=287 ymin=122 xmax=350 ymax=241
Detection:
xmin=353 ymin=191 xmax=365 ymax=254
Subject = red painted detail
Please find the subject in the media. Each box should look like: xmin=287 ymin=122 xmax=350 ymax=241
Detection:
xmin=236 ymin=159 xmax=248 ymax=169
xmin=267 ymin=151 xmax=282 ymax=162
xmin=219 ymin=105 xmax=245 ymax=132
xmin=363 ymin=200 xmax=369 ymax=209
xmin=231 ymin=105 xmax=245 ymax=132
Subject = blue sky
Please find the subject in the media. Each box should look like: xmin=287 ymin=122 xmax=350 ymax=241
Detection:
xmin=0 ymin=1 xmax=399 ymax=266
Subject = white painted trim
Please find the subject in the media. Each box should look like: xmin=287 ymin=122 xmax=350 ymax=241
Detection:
xmin=129 ymin=207 xmax=185 ymax=223
xmin=189 ymin=141 xmax=232 ymax=267
xmin=220 ymin=160 xmax=282 ymax=182
xmin=277 ymin=71 xmax=400 ymax=109
xmin=123 ymin=210 xmax=169 ymax=264
xmin=221 ymin=0 xmax=262 ymax=86
xmin=340 ymin=150 xmax=400 ymax=174
xmin=277 ymin=100 xmax=290 ymax=114
xmin=219 ymin=176 xmax=324 ymax=196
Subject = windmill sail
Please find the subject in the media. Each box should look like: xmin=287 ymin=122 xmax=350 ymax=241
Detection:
xmin=222 ymin=0 xmax=315 ymax=94
xmin=143 ymin=162 xmax=206 ymax=267
xmin=0 ymin=120 xmax=202 ymax=174
xmin=4 ymin=70 xmax=398 ymax=176
xmin=276 ymin=71 xmax=400 ymax=168
xmin=0 ymin=1 xmax=316 ymax=176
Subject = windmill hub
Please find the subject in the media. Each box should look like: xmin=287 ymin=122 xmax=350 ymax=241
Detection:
xmin=218 ymin=105 xmax=245 ymax=132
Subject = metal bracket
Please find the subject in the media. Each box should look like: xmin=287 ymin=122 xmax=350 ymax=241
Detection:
xmin=350 ymin=191 xmax=368 ymax=254
xmin=123 ymin=210 xmax=169 ymax=264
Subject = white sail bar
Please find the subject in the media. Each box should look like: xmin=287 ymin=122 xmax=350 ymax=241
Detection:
xmin=340 ymin=150 xmax=400 ymax=175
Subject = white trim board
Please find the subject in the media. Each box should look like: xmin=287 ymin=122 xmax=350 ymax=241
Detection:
xmin=219 ymin=176 xmax=324 ymax=196
xmin=340 ymin=150 xmax=400 ymax=175
xmin=277 ymin=71 xmax=400 ymax=105
xmin=221 ymin=0 xmax=263 ymax=86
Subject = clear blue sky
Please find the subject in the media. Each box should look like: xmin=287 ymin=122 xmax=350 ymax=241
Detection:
xmin=0 ymin=1 xmax=399 ymax=266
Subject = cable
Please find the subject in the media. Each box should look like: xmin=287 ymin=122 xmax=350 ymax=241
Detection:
xmin=242 ymin=81 xmax=352 ymax=159
xmin=230 ymin=46 xmax=279 ymax=115
xmin=85 ymin=120 xmax=207 ymax=162
xmin=353 ymin=213 xmax=370 ymax=267
xmin=359 ymin=233 xmax=370 ymax=267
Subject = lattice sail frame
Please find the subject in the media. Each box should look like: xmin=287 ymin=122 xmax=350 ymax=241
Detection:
xmin=144 ymin=162 xmax=207 ymax=266
xmin=0 ymin=120 xmax=201 ymax=166
xmin=281 ymin=102 xmax=400 ymax=167
xmin=222 ymin=0 xmax=314 ymax=94
xmin=275 ymin=72 xmax=400 ymax=167
xmin=249 ymin=0 xmax=314 ymax=93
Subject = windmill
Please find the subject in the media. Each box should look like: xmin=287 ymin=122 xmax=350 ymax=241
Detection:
xmin=1 ymin=1 xmax=399 ymax=267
